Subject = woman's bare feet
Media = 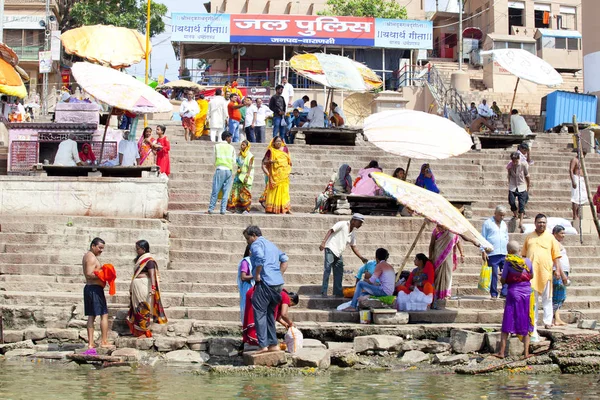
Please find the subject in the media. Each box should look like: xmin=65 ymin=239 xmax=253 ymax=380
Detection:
xmin=492 ymin=353 xmax=505 ymax=359
xmin=267 ymin=345 xmax=279 ymax=352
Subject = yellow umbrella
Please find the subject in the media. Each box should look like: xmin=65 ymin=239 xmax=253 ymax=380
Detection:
xmin=61 ymin=25 xmax=151 ymax=69
xmin=0 ymin=58 xmax=27 ymax=98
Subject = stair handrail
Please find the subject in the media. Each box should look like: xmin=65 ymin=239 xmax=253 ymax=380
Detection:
xmin=426 ymin=65 xmax=473 ymax=126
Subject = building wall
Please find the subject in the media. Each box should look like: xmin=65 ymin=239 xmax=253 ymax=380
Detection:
xmin=583 ymin=0 xmax=600 ymax=97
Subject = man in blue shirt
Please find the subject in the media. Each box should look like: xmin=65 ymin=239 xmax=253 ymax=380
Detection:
xmin=243 ymin=225 xmax=289 ymax=353
xmin=481 ymin=205 xmax=509 ymax=298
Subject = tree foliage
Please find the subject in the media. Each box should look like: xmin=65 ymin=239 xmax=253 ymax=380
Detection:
xmin=58 ymin=0 xmax=168 ymax=37
xmin=319 ymin=0 xmax=407 ymax=19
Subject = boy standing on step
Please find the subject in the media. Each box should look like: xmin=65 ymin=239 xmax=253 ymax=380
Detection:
xmin=208 ymin=131 xmax=236 ymax=215
xmin=82 ymin=237 xmax=109 ymax=350
xmin=319 ymin=214 xmax=368 ymax=297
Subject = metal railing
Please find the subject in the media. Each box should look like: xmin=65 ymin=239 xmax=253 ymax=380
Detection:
xmin=12 ymin=45 xmax=44 ymax=62
xmin=425 ymin=65 xmax=473 ymax=126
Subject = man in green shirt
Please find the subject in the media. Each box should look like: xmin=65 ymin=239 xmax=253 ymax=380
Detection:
xmin=208 ymin=131 xmax=236 ymax=214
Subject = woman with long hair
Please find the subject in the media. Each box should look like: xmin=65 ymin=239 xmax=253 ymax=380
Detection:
xmin=227 ymin=140 xmax=254 ymax=213
xmin=429 ymin=225 xmax=464 ymax=308
xmin=138 ymin=127 xmax=158 ymax=166
xmin=127 ymin=240 xmax=167 ymax=337
xmin=260 ymin=136 xmax=292 ymax=214
xmin=155 ymin=125 xmax=171 ymax=176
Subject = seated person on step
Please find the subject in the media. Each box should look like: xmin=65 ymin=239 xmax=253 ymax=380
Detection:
xmin=470 ymin=99 xmax=497 ymax=133
xmin=510 ymin=109 xmax=532 ymax=136
xmin=351 ymin=160 xmax=383 ymax=196
xmin=491 ymin=101 xmax=502 ymax=120
xmin=314 ymin=164 xmax=353 ymax=213
xmin=395 ymin=253 xmax=434 ymax=296
xmin=54 ymin=133 xmax=84 ymax=166
xmin=329 ymin=102 xmax=345 ymax=127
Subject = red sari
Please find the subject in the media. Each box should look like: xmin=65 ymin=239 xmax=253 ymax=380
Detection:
xmin=156 ymin=136 xmax=171 ymax=176
xmin=242 ymin=286 xmax=290 ymax=346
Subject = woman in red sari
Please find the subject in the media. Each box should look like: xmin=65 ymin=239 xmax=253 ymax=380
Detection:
xmin=396 ymin=253 xmax=435 ymax=296
xmin=155 ymin=125 xmax=171 ymax=176
xmin=242 ymin=287 xmax=299 ymax=346
xmin=78 ymin=143 xmax=96 ymax=165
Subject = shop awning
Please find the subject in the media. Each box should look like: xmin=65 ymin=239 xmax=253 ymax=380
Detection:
xmin=536 ymin=29 xmax=582 ymax=39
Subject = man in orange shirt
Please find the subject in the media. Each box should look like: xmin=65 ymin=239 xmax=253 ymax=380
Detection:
xmin=228 ymin=93 xmax=244 ymax=142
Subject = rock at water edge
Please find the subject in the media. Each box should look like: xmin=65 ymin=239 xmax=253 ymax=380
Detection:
xmin=0 ymin=340 xmax=35 ymax=354
xmin=24 ymin=328 xmax=47 ymax=341
xmin=326 ymin=342 xmax=354 ymax=351
xmin=330 ymin=349 xmax=359 ymax=368
xmin=292 ymin=348 xmax=331 ymax=369
xmin=165 ymin=350 xmax=209 ymax=363
xmin=46 ymin=328 xmax=80 ymax=341
xmin=154 ymin=336 xmax=187 ymax=352
xmin=400 ymin=350 xmax=429 ymax=364
xmin=401 ymin=339 xmax=451 ymax=354
xmin=243 ymin=351 xmax=286 ymax=367
xmin=577 ymin=320 xmax=597 ymax=330
xmin=433 ymin=353 xmax=470 ymax=366
xmin=111 ymin=348 xmax=142 ymax=362
xmin=4 ymin=349 xmax=36 ymax=358
xmin=353 ymin=335 xmax=403 ymax=353
xmin=303 ymin=339 xmax=326 ymax=349
xmin=208 ymin=337 xmax=241 ymax=357
xmin=485 ymin=332 xmax=524 ymax=358
xmin=3 ymin=330 xmax=24 ymax=343
xmin=115 ymin=337 xmax=155 ymax=351
xmin=450 ymin=329 xmax=485 ymax=354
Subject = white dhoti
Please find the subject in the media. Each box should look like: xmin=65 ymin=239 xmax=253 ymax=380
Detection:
xmin=571 ymin=176 xmax=588 ymax=205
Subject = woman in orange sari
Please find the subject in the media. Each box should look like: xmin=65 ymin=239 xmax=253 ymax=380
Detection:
xmin=194 ymin=94 xmax=209 ymax=139
xmin=138 ymin=127 xmax=158 ymax=166
xmin=127 ymin=240 xmax=167 ymax=337
xmin=260 ymin=137 xmax=292 ymax=214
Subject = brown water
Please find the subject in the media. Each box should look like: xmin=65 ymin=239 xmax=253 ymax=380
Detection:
xmin=0 ymin=360 xmax=598 ymax=399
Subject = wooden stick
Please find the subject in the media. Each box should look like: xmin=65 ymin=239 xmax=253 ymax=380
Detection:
xmin=405 ymin=158 xmax=412 ymax=177
xmin=98 ymin=107 xmax=114 ymax=165
xmin=509 ymin=77 xmax=520 ymax=112
xmin=399 ymin=219 xmax=428 ymax=274
xmin=573 ymin=115 xmax=600 ymax=240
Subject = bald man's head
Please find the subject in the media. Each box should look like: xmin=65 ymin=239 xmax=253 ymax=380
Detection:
xmin=507 ymin=240 xmax=520 ymax=255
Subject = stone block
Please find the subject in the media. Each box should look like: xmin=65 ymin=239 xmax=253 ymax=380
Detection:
xmin=3 ymin=330 xmax=24 ymax=343
xmin=67 ymin=319 xmax=88 ymax=329
xmin=401 ymin=339 xmax=451 ymax=354
xmin=292 ymin=348 xmax=331 ymax=369
xmin=167 ymin=320 xmax=193 ymax=337
xmin=578 ymin=319 xmax=597 ymax=330
xmin=400 ymin=350 xmax=429 ymax=364
xmin=372 ymin=311 xmax=409 ymax=325
xmin=243 ymin=351 xmax=286 ymax=367
xmin=154 ymin=336 xmax=187 ymax=352
xmin=111 ymin=348 xmax=142 ymax=362
xmin=326 ymin=342 xmax=353 ymax=351
xmin=115 ymin=337 xmax=155 ymax=350
xmin=485 ymin=332 xmax=524 ymax=357
xmin=24 ymin=328 xmax=47 ymax=341
xmin=165 ymin=349 xmax=209 ymax=363
xmin=208 ymin=337 xmax=241 ymax=357
xmin=46 ymin=328 xmax=80 ymax=341
xmin=4 ymin=349 xmax=36 ymax=358
xmin=450 ymin=329 xmax=485 ymax=354
xmin=79 ymin=329 xmax=100 ymax=342
xmin=330 ymin=349 xmax=359 ymax=367
xmin=303 ymin=339 xmax=326 ymax=349
xmin=353 ymin=335 xmax=403 ymax=353
xmin=32 ymin=351 xmax=74 ymax=360
xmin=0 ymin=340 xmax=35 ymax=354
xmin=434 ymin=353 xmax=470 ymax=366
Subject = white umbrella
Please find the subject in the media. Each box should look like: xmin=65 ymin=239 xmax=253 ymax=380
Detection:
xmin=480 ymin=49 xmax=563 ymax=110
xmin=363 ymin=109 xmax=473 ymax=160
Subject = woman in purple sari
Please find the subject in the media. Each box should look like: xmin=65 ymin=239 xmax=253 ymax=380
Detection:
xmin=494 ymin=241 xmax=534 ymax=359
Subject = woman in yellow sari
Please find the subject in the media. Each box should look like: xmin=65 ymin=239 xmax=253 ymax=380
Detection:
xmin=260 ymin=137 xmax=292 ymax=214
xmin=127 ymin=240 xmax=167 ymax=337
xmin=227 ymin=140 xmax=254 ymax=213
xmin=194 ymin=93 xmax=209 ymax=139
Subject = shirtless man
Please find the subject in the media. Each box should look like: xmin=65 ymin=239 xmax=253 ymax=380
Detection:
xmin=570 ymin=151 xmax=588 ymax=221
xmin=82 ymin=237 xmax=109 ymax=349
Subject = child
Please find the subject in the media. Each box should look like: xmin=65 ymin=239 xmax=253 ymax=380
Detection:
xmin=494 ymin=241 xmax=534 ymax=359
xmin=237 ymin=245 xmax=254 ymax=324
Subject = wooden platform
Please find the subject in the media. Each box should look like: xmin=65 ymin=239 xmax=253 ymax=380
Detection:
xmin=473 ymin=133 xmax=536 ymax=149
xmin=41 ymin=165 xmax=159 ymax=178
xmin=292 ymin=127 xmax=361 ymax=146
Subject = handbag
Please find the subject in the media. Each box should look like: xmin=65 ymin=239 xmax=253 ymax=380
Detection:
xmin=477 ymin=260 xmax=492 ymax=293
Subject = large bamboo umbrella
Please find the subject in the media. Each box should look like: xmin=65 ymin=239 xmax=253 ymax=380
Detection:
xmin=157 ymin=79 xmax=206 ymax=91
xmin=0 ymin=58 xmax=27 ymax=98
xmin=61 ymin=25 xmax=151 ymax=69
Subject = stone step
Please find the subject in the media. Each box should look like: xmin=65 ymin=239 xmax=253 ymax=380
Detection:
xmin=0 ymin=253 xmax=168 ymax=266
xmin=0 ymin=215 xmax=166 ymax=231
xmin=0 ymin=231 xmax=169 ymax=245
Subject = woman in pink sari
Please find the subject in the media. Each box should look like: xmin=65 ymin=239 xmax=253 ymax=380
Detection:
xmin=138 ymin=127 xmax=159 ymax=166
xmin=351 ymin=160 xmax=383 ymax=196
xmin=429 ymin=225 xmax=464 ymax=308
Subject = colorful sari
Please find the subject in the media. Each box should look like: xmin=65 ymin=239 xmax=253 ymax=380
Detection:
xmin=138 ymin=136 xmax=156 ymax=166
xmin=237 ymin=256 xmax=254 ymax=324
xmin=227 ymin=145 xmax=254 ymax=212
xmin=501 ymin=254 xmax=534 ymax=337
xmin=397 ymin=261 xmax=435 ymax=296
xmin=351 ymin=167 xmax=382 ymax=196
xmin=260 ymin=139 xmax=291 ymax=214
xmin=79 ymin=143 xmax=96 ymax=164
xmin=242 ymin=287 xmax=290 ymax=346
xmin=415 ymin=164 xmax=440 ymax=193
xmin=127 ymin=253 xmax=167 ymax=337
xmin=194 ymin=99 xmax=209 ymax=138
xmin=155 ymin=136 xmax=171 ymax=176
xmin=432 ymin=227 xmax=459 ymax=300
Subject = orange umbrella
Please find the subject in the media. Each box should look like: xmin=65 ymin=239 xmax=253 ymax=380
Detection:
xmin=61 ymin=25 xmax=151 ymax=69
xmin=0 ymin=58 xmax=26 ymax=98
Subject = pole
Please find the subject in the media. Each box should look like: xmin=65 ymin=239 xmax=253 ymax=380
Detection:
xmin=144 ymin=0 xmax=151 ymax=128
xmin=42 ymin=0 xmax=50 ymax=116
xmin=0 ymin=0 xmax=5 ymax=43
xmin=405 ymin=158 xmax=412 ymax=177
xmin=99 ymin=107 xmax=114 ymax=164
xmin=458 ymin=0 xmax=463 ymax=70
xmin=382 ymin=48 xmax=386 ymax=91
xmin=399 ymin=219 xmax=429 ymax=274
xmin=237 ymin=46 xmax=241 ymax=79
xmin=573 ymin=115 xmax=600 ymax=240
xmin=509 ymin=77 xmax=520 ymax=112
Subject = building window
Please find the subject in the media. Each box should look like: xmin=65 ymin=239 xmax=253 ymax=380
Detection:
xmin=523 ymin=43 xmax=536 ymax=54
xmin=567 ymin=38 xmax=580 ymax=50
xmin=508 ymin=1 xmax=525 ymax=33
xmin=507 ymin=41 xmax=521 ymax=49
xmin=559 ymin=6 xmax=577 ymax=30
xmin=534 ymin=3 xmax=551 ymax=28
xmin=555 ymin=37 xmax=566 ymax=49
xmin=494 ymin=41 xmax=507 ymax=49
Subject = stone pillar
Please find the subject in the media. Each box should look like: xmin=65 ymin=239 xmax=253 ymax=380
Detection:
xmin=451 ymin=70 xmax=469 ymax=93
xmin=583 ymin=0 xmax=600 ymax=122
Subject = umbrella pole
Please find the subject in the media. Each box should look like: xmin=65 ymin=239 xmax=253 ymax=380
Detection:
xmin=509 ymin=77 xmax=520 ymax=112
xmin=405 ymin=158 xmax=412 ymax=177
xmin=399 ymin=219 xmax=428 ymax=273
xmin=99 ymin=107 xmax=114 ymax=165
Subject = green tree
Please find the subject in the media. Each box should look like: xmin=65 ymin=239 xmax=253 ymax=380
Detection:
xmin=319 ymin=0 xmax=407 ymax=19
xmin=58 ymin=0 xmax=168 ymax=37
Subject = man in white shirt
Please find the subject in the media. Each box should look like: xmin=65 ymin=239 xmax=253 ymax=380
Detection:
xmin=510 ymin=109 xmax=533 ymax=136
xmin=208 ymin=88 xmax=229 ymax=142
xmin=281 ymin=76 xmax=294 ymax=109
xmin=243 ymin=97 xmax=257 ymax=143
xmin=54 ymin=134 xmax=83 ymax=166
xmin=15 ymin=99 xmax=26 ymax=119
xmin=179 ymin=90 xmax=200 ymax=142
xmin=292 ymin=96 xmax=309 ymax=112
xmin=470 ymin=99 xmax=496 ymax=133
xmin=477 ymin=99 xmax=494 ymax=118
xmin=319 ymin=213 xmax=368 ymax=297
xmin=252 ymin=98 xmax=273 ymax=143
xmin=307 ymin=100 xmax=325 ymax=128
xmin=118 ymin=131 xmax=140 ymax=166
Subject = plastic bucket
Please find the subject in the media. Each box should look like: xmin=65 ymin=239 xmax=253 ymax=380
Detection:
xmin=359 ymin=310 xmax=371 ymax=324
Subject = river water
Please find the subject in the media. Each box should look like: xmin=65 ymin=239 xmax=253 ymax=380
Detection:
xmin=0 ymin=361 xmax=598 ymax=399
